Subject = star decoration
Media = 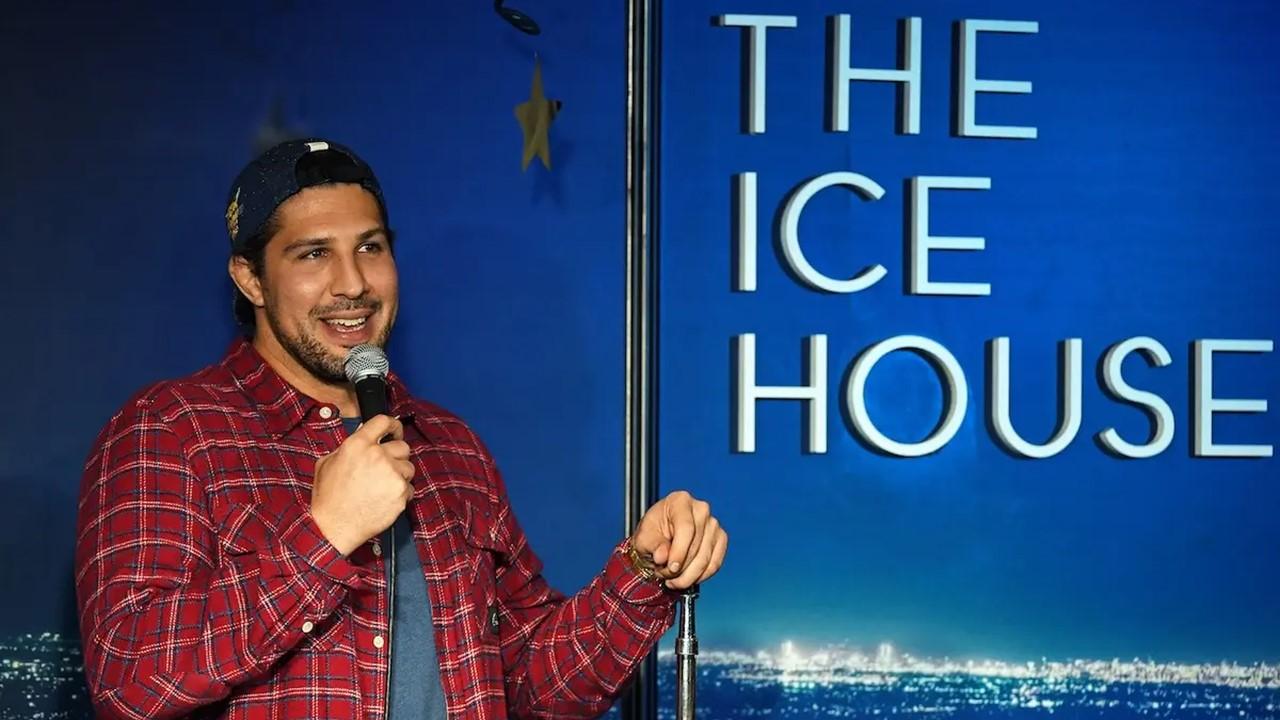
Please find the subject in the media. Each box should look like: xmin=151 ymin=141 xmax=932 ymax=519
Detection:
xmin=514 ymin=58 xmax=562 ymax=171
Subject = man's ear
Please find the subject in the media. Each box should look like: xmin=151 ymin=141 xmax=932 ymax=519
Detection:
xmin=228 ymin=255 xmax=265 ymax=308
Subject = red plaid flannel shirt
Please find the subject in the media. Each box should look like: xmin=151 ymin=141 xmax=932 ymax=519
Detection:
xmin=75 ymin=339 xmax=676 ymax=719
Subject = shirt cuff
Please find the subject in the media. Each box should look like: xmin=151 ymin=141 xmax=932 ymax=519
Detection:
xmin=603 ymin=538 xmax=680 ymax=608
xmin=276 ymin=509 xmax=368 ymax=589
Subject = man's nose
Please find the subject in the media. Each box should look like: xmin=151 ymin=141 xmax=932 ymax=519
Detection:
xmin=331 ymin=253 xmax=370 ymax=298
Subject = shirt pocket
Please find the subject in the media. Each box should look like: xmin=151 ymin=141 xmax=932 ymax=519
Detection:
xmin=214 ymin=502 xmax=351 ymax=652
xmin=460 ymin=503 xmax=505 ymax=643
xmin=213 ymin=502 xmax=271 ymax=558
xmin=461 ymin=501 xmax=505 ymax=576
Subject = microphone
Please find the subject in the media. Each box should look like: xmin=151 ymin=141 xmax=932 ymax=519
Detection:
xmin=343 ymin=344 xmax=390 ymax=423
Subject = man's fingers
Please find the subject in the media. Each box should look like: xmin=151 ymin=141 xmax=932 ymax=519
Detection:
xmin=684 ymin=500 xmax=711 ymax=568
xmin=353 ymin=414 xmax=404 ymax=444
xmin=665 ymin=500 xmax=698 ymax=572
xmin=651 ymin=541 xmax=670 ymax=566
xmin=683 ymin=506 xmax=707 ymax=572
xmin=667 ymin=517 xmax=718 ymax=589
xmin=395 ymin=459 xmax=416 ymax=482
xmin=631 ymin=492 xmax=725 ymax=583
xmin=381 ymin=439 xmax=411 ymax=461
xmin=699 ymin=527 xmax=727 ymax=584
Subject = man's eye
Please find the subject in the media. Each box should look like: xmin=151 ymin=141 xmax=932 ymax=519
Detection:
xmin=300 ymin=248 xmax=327 ymax=260
xmin=358 ymin=241 xmax=384 ymax=254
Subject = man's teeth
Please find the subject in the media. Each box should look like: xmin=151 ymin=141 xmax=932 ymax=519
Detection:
xmin=326 ymin=318 xmax=367 ymax=328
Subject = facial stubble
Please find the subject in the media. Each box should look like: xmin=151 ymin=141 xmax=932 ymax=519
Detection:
xmin=261 ymin=289 xmax=392 ymax=384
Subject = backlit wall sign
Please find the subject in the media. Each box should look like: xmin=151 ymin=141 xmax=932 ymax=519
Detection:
xmin=718 ymin=13 xmax=1273 ymax=460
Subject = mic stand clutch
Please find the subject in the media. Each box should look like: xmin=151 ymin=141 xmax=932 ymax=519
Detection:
xmin=675 ymin=584 xmax=699 ymax=720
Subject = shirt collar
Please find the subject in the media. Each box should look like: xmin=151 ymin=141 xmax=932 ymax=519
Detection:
xmin=222 ymin=337 xmax=416 ymax=438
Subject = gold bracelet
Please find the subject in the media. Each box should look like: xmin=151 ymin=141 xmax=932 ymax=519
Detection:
xmin=622 ymin=537 xmax=661 ymax=583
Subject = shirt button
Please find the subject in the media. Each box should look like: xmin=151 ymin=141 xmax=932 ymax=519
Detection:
xmin=301 ymin=621 xmax=315 ymax=634
xmin=318 ymin=406 xmax=334 ymax=419
xmin=371 ymin=542 xmax=382 ymax=557
xmin=372 ymin=635 xmax=385 ymax=649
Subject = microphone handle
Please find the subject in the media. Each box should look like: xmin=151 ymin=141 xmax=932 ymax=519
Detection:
xmin=354 ymin=376 xmax=389 ymax=423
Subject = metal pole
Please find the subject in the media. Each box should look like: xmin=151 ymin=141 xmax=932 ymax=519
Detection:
xmin=623 ymin=0 xmax=661 ymax=719
xmin=675 ymin=585 xmax=700 ymax=720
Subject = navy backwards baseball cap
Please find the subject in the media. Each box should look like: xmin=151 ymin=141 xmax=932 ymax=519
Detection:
xmin=224 ymin=138 xmax=386 ymax=253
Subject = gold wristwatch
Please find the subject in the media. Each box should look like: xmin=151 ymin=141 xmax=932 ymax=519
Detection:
xmin=621 ymin=536 xmax=661 ymax=583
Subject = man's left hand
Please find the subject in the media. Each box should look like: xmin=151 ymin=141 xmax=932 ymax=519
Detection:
xmin=630 ymin=490 xmax=727 ymax=590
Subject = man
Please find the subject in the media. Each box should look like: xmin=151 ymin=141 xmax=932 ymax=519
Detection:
xmin=74 ymin=139 xmax=727 ymax=720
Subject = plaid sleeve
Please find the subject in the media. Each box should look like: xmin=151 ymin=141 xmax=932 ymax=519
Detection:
xmin=477 ymin=446 xmax=678 ymax=719
xmin=74 ymin=394 xmax=366 ymax=720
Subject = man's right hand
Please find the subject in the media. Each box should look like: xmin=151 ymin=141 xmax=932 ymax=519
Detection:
xmin=310 ymin=414 xmax=415 ymax=556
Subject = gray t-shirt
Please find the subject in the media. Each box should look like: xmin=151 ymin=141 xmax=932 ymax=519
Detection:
xmin=342 ymin=417 xmax=447 ymax=719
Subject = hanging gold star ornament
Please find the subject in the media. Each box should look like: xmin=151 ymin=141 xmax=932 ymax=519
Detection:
xmin=514 ymin=57 xmax=562 ymax=171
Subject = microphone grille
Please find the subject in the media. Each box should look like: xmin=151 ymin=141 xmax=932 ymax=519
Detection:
xmin=343 ymin=344 xmax=389 ymax=384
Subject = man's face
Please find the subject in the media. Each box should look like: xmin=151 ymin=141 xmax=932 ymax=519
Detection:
xmin=252 ymin=183 xmax=398 ymax=383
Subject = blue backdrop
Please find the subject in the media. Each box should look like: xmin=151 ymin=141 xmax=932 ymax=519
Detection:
xmin=0 ymin=3 xmax=628 ymax=717
xmin=654 ymin=0 xmax=1278 ymax=716
xmin=3 ymin=2 xmax=1278 ymax=718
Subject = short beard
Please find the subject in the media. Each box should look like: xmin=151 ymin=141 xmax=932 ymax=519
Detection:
xmin=262 ymin=295 xmax=391 ymax=384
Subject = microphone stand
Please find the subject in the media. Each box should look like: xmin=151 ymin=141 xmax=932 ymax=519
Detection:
xmin=675 ymin=584 xmax=699 ymax=720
